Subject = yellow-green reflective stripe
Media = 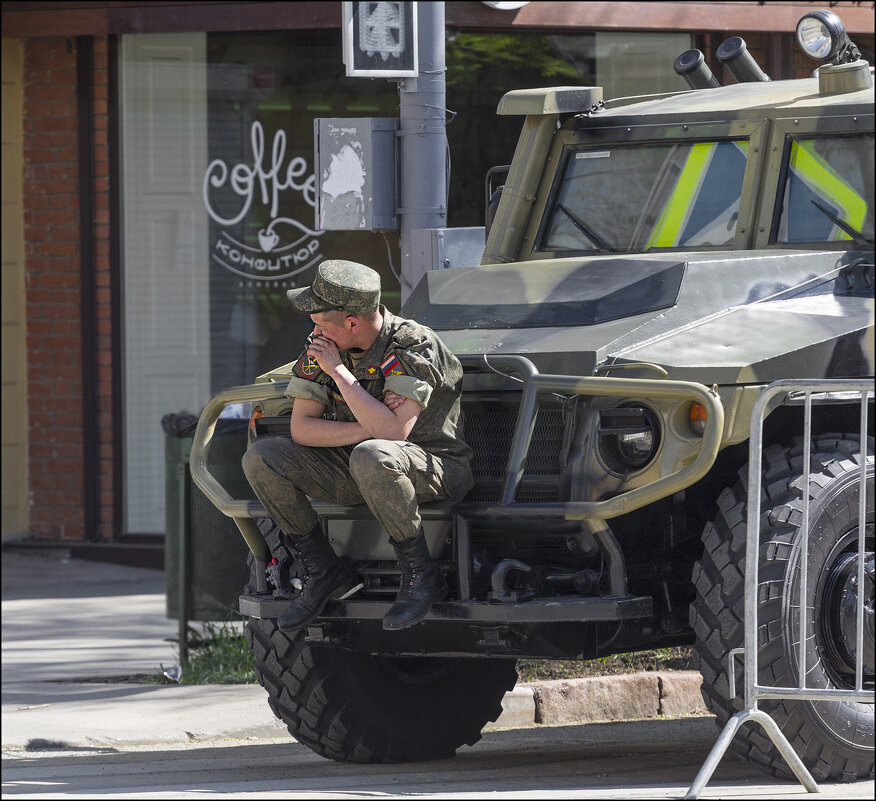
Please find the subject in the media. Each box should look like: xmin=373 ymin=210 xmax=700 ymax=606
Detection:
xmin=790 ymin=140 xmax=868 ymax=241
xmin=647 ymin=143 xmax=714 ymax=248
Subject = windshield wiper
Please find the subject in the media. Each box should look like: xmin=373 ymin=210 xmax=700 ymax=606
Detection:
xmin=810 ymin=199 xmax=873 ymax=245
xmin=556 ymin=202 xmax=615 ymax=252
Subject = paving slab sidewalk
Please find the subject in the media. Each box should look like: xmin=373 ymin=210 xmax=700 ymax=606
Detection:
xmin=1 ymin=551 xmax=707 ymax=749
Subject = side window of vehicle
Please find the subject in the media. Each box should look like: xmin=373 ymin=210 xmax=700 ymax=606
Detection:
xmin=773 ymin=134 xmax=874 ymax=244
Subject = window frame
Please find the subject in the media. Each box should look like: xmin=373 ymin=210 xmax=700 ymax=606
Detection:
xmin=758 ymin=112 xmax=875 ymax=251
xmin=768 ymin=127 xmax=874 ymax=246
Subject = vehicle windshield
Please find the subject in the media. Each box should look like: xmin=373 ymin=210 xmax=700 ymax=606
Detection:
xmin=540 ymin=140 xmax=748 ymax=253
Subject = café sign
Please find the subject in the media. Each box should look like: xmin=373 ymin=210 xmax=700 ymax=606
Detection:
xmin=203 ymin=121 xmax=324 ymax=281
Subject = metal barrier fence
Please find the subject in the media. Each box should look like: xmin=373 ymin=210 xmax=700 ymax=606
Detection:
xmin=686 ymin=379 xmax=874 ymax=798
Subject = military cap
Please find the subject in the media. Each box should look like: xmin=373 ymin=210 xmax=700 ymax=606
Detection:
xmin=286 ymin=260 xmax=381 ymax=315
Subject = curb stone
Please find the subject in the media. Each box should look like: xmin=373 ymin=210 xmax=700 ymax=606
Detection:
xmin=486 ymin=671 xmax=706 ymax=730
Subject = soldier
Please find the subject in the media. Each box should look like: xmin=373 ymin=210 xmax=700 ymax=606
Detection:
xmin=242 ymin=260 xmax=474 ymax=632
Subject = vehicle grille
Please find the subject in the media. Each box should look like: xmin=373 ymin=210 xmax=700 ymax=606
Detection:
xmin=461 ymin=405 xmax=565 ymax=503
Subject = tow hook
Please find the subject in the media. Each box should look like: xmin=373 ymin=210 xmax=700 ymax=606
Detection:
xmin=489 ymin=559 xmax=533 ymax=602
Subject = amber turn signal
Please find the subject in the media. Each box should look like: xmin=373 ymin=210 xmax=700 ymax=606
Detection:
xmin=689 ymin=402 xmax=707 ymax=436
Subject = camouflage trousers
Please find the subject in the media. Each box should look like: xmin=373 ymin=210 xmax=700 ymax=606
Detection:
xmin=242 ymin=437 xmax=466 ymax=542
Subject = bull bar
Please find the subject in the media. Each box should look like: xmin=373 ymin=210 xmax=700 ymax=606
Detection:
xmin=190 ymin=354 xmax=724 ymax=603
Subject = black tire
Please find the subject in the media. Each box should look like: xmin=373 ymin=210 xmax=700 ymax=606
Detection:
xmin=244 ymin=518 xmax=518 ymax=762
xmin=690 ymin=433 xmax=874 ymax=782
xmin=246 ymin=616 xmax=518 ymax=762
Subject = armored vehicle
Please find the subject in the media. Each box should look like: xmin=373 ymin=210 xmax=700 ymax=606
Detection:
xmin=191 ymin=9 xmax=874 ymax=782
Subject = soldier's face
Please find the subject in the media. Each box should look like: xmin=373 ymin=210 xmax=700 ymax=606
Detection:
xmin=310 ymin=312 xmax=354 ymax=350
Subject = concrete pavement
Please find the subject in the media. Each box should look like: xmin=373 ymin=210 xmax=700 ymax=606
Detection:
xmin=1 ymin=550 xmax=707 ymax=751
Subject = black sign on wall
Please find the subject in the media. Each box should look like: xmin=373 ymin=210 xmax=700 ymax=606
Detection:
xmin=343 ymin=2 xmax=418 ymax=77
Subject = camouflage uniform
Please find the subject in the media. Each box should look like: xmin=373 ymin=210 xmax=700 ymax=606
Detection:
xmin=242 ymin=262 xmax=473 ymax=543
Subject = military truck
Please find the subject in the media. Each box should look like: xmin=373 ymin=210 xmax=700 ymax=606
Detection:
xmin=191 ymin=9 xmax=874 ymax=782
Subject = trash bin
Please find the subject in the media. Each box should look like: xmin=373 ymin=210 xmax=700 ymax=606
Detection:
xmin=163 ymin=411 xmax=254 ymax=623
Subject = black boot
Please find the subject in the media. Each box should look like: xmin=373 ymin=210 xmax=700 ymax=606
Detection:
xmin=383 ymin=530 xmax=448 ymax=631
xmin=278 ymin=527 xmax=356 ymax=632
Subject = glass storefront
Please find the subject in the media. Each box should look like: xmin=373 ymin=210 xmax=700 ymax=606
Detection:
xmin=120 ymin=27 xmax=692 ymax=533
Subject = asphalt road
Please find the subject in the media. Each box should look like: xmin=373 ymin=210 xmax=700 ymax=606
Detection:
xmin=3 ymin=717 xmax=874 ymax=800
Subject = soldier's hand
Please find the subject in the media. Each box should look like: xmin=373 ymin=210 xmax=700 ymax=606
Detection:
xmin=307 ymin=334 xmax=342 ymax=373
xmin=383 ymin=391 xmax=407 ymax=411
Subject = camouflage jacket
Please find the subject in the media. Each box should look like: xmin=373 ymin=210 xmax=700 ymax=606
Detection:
xmin=284 ymin=308 xmax=474 ymax=483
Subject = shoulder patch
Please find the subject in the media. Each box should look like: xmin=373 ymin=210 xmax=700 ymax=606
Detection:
xmin=380 ymin=352 xmax=407 ymax=377
xmin=294 ymin=354 xmax=322 ymax=380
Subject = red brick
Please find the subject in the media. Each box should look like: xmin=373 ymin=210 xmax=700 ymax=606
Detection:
xmin=38 ymin=210 xmax=78 ymax=227
xmin=50 ymin=69 xmax=76 ymax=85
xmin=36 ymin=178 xmax=77 ymax=194
xmin=24 ymin=100 xmax=54 ymax=118
xmin=26 ymin=68 xmax=54 ymax=86
xmin=48 ymin=194 xmax=74 ymax=210
xmin=61 ymin=523 xmax=85 ymax=541
xmin=26 ymin=287 xmax=53 ymax=304
xmin=52 ymin=319 xmax=81 ymax=335
xmin=24 ymin=147 xmax=59 ymax=164
xmin=30 ymin=523 xmax=62 ymax=539
xmin=23 ymin=195 xmax=49 ymax=211
xmin=24 ymin=224 xmax=51 ymax=242
xmin=40 ymin=241 xmax=77 ymax=257
xmin=49 ymin=224 xmax=80 ymax=242
xmin=34 ymin=116 xmax=76 ymax=133
xmin=27 ymin=319 xmax=54 ymax=335
xmin=43 ymin=334 xmax=77 ymax=350
xmin=26 ymin=83 xmax=70 ymax=102
xmin=44 ymin=397 xmax=82 ymax=412
xmin=48 ymin=366 xmax=82 ymax=383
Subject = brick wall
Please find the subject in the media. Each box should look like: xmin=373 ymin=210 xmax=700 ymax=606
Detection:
xmin=92 ymin=37 xmax=115 ymax=540
xmin=23 ymin=36 xmax=114 ymax=541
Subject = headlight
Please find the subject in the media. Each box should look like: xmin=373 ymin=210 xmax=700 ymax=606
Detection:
xmin=796 ymin=10 xmax=850 ymax=63
xmin=598 ymin=405 xmax=661 ymax=473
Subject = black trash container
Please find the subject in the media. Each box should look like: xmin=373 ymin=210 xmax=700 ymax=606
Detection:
xmin=163 ymin=412 xmax=254 ymax=622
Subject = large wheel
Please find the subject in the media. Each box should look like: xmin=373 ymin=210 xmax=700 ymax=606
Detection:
xmin=244 ymin=518 xmax=519 ymax=762
xmin=690 ymin=433 xmax=874 ymax=781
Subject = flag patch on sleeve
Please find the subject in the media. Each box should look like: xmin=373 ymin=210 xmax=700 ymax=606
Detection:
xmin=380 ymin=353 xmax=407 ymax=377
